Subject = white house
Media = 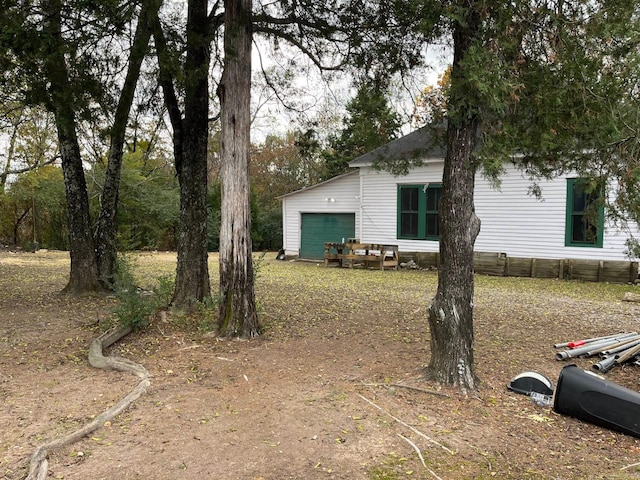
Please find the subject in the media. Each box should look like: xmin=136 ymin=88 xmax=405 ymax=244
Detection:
xmin=280 ymin=128 xmax=639 ymax=280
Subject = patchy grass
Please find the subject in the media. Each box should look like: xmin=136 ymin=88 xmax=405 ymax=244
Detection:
xmin=1 ymin=250 xmax=640 ymax=480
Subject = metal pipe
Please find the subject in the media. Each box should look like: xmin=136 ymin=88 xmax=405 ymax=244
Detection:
xmin=555 ymin=333 xmax=640 ymax=360
xmin=616 ymin=343 xmax=640 ymax=364
xmin=587 ymin=335 xmax=640 ymax=357
xmin=593 ymin=355 xmax=618 ymax=373
xmin=553 ymin=332 xmax=635 ymax=349
xmin=600 ymin=338 xmax=640 ymax=356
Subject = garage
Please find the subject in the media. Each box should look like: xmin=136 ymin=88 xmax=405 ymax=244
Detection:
xmin=299 ymin=213 xmax=355 ymax=260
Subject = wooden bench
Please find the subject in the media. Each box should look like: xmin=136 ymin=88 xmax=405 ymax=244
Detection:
xmin=324 ymin=242 xmax=399 ymax=270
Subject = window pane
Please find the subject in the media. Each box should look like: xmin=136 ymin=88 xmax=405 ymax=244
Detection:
xmin=571 ymin=216 xmax=586 ymax=243
xmin=572 ymin=216 xmax=598 ymax=244
xmin=425 ymin=186 xmax=441 ymax=238
xmin=573 ymin=185 xmax=586 ymax=212
xmin=426 ymin=215 xmax=439 ymax=237
xmin=401 ymin=187 xmax=418 ymax=211
xmin=401 ymin=212 xmax=418 ymax=236
xmin=426 ymin=188 xmax=441 ymax=212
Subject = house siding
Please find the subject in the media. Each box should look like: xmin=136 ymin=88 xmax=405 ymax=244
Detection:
xmin=281 ymin=172 xmax=360 ymax=256
xmin=359 ymin=162 xmax=443 ymax=248
xmin=356 ymin=162 xmax=637 ymax=262
xmin=281 ymin=161 xmax=638 ymax=264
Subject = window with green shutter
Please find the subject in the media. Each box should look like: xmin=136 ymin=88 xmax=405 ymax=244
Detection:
xmin=565 ymin=178 xmax=604 ymax=248
xmin=397 ymin=184 xmax=442 ymax=240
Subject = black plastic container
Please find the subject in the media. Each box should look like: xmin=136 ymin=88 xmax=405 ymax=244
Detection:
xmin=553 ymin=364 xmax=640 ymax=438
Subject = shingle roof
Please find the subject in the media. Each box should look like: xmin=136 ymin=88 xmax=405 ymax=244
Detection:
xmin=348 ymin=126 xmax=447 ymax=167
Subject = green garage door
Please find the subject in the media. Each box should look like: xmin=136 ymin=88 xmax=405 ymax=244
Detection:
xmin=300 ymin=213 xmax=355 ymax=260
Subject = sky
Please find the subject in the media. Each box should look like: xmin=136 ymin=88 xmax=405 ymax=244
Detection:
xmin=248 ymin=41 xmax=453 ymax=143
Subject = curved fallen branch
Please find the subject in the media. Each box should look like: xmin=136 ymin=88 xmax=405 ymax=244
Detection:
xmin=25 ymin=326 xmax=150 ymax=480
xmin=398 ymin=433 xmax=443 ymax=480
xmin=357 ymin=393 xmax=455 ymax=455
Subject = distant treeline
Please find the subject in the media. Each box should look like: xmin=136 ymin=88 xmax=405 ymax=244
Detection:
xmin=0 ymin=152 xmax=282 ymax=252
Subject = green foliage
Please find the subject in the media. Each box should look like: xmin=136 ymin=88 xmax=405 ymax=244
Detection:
xmin=192 ymin=297 xmax=219 ymax=333
xmin=485 ymin=2 xmax=640 ymax=255
xmin=0 ymin=0 xmax=136 ymax=118
xmin=111 ymin=255 xmax=154 ymax=330
xmin=252 ymin=205 xmax=282 ymax=251
xmin=152 ymin=274 xmax=175 ymax=308
xmin=208 ymin=177 xmax=282 ymax=252
xmin=0 ymin=165 xmax=67 ymax=248
xmin=322 ymin=79 xmax=402 ymax=180
xmin=398 ymin=1 xmax=640 ymax=256
xmin=169 ymin=296 xmax=219 ymax=333
xmin=90 ymin=146 xmax=180 ymax=251
xmin=111 ymin=254 xmax=173 ymax=331
xmin=252 ymin=251 xmax=267 ymax=281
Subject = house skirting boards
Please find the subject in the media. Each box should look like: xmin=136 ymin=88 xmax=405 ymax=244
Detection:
xmin=400 ymin=251 xmax=639 ymax=284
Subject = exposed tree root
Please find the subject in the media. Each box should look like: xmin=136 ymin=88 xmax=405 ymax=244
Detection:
xmin=25 ymin=326 xmax=150 ymax=480
xmin=360 ymin=381 xmax=450 ymax=398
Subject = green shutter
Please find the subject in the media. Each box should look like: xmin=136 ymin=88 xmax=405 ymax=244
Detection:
xmin=397 ymin=184 xmax=441 ymax=240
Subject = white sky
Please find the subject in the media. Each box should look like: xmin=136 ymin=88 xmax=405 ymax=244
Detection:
xmin=249 ymin=41 xmax=453 ymax=143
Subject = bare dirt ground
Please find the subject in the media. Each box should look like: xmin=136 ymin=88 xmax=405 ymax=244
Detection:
xmin=2 ymin=250 xmax=640 ymax=480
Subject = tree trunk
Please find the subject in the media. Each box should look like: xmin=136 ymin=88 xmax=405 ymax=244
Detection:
xmin=217 ymin=0 xmax=259 ymax=338
xmin=43 ymin=0 xmax=101 ymax=294
xmin=13 ymin=207 xmax=30 ymax=246
xmin=95 ymin=1 xmax=157 ymax=290
xmin=0 ymin=110 xmax=21 ymax=195
xmin=426 ymin=4 xmax=481 ymax=391
xmin=171 ymin=0 xmax=211 ymax=307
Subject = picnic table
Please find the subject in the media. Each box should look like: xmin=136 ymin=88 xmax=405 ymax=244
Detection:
xmin=324 ymin=241 xmax=399 ymax=270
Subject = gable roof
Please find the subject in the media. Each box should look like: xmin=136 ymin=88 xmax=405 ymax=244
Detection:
xmin=348 ymin=126 xmax=447 ymax=168
xmin=276 ymin=169 xmax=359 ymax=199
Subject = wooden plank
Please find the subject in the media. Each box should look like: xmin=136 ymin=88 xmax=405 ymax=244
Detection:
xmin=531 ymin=258 xmax=536 ymax=278
xmin=505 ymin=257 xmax=533 ymax=277
xmin=324 ymin=242 xmax=399 ymax=270
xmin=568 ymin=259 xmax=600 ymax=282
xmin=598 ymin=260 xmax=604 ymax=283
xmin=473 ymin=252 xmax=506 ymax=276
xmin=532 ymin=259 xmax=560 ymax=278
xmin=601 ymin=260 xmax=638 ymax=284
xmin=376 ymin=249 xmax=636 ymax=282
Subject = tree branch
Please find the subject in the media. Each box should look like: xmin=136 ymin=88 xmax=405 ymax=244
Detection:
xmin=255 ymin=26 xmax=346 ymax=71
xmin=148 ymin=8 xmax=184 ymax=171
xmin=6 ymin=157 xmax=59 ymax=175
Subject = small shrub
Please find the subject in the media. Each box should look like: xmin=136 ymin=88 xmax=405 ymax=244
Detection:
xmin=112 ymin=289 xmax=156 ymax=331
xmin=194 ymin=296 xmax=219 ymax=332
xmin=169 ymin=295 xmax=220 ymax=333
xmin=111 ymin=255 xmax=160 ymax=331
xmin=253 ymin=251 xmax=267 ymax=280
xmin=153 ymin=274 xmax=175 ymax=307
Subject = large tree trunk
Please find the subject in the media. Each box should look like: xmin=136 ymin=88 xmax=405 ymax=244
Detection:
xmin=95 ymin=1 xmax=157 ymax=290
xmin=172 ymin=0 xmax=211 ymax=307
xmin=426 ymin=4 xmax=481 ymax=391
xmin=217 ymin=0 xmax=259 ymax=338
xmin=43 ymin=0 xmax=101 ymax=294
